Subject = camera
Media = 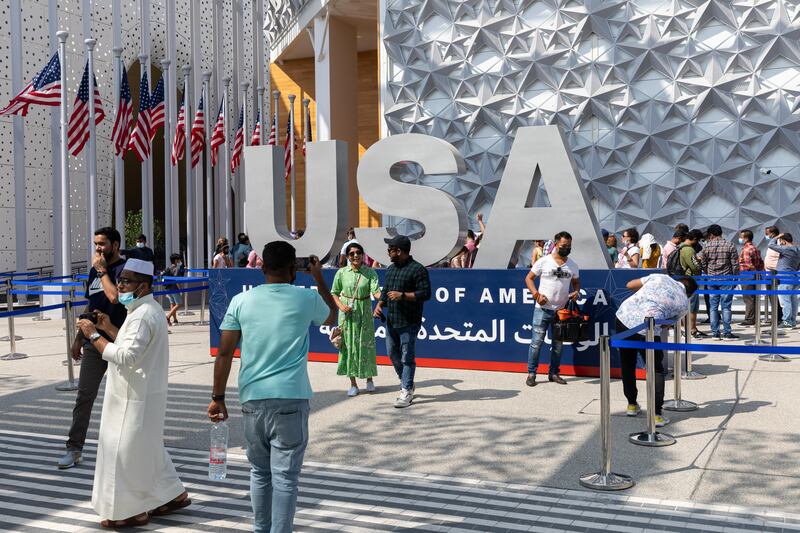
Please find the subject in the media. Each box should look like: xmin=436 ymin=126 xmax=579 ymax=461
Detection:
xmin=294 ymin=257 xmax=316 ymax=271
xmin=78 ymin=312 xmax=98 ymax=324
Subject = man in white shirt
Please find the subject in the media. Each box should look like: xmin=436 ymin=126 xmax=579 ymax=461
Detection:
xmin=523 ymin=231 xmax=580 ymax=386
xmin=614 ymin=274 xmax=697 ymax=427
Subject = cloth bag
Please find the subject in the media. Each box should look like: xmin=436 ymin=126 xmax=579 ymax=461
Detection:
xmin=552 ymin=300 xmax=591 ymax=343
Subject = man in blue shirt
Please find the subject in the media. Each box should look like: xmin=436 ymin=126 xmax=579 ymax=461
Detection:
xmin=209 ymin=241 xmax=336 ymax=533
xmin=768 ymin=233 xmax=800 ymax=328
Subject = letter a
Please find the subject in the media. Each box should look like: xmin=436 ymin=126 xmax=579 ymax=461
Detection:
xmin=473 ymin=126 xmax=611 ymax=269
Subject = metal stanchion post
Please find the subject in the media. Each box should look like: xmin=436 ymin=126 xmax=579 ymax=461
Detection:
xmin=664 ymin=316 xmax=697 ymax=412
xmin=179 ymin=285 xmax=195 ymax=317
xmin=1 ymin=280 xmax=23 ymax=341
xmin=746 ymin=274 xmax=766 ymax=346
xmin=198 ymin=288 xmax=207 ymax=325
xmin=1 ymin=300 xmax=27 ymax=360
xmin=55 ymin=287 xmax=79 ymax=391
xmin=630 ymin=317 xmax=676 ymax=446
xmin=682 ymin=305 xmax=706 ymax=380
xmin=579 ymin=335 xmax=634 ymax=490
xmin=32 ymin=271 xmax=52 ymax=322
xmin=760 ymin=277 xmax=790 ymax=362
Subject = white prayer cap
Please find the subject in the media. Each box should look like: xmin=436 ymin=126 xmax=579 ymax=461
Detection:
xmin=124 ymin=258 xmax=155 ymax=276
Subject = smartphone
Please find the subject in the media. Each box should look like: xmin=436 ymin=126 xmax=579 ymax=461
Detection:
xmin=78 ymin=312 xmax=98 ymax=324
xmin=294 ymin=257 xmax=313 ymax=271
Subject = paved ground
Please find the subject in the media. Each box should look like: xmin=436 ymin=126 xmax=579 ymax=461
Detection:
xmin=1 ymin=309 xmax=800 ymax=531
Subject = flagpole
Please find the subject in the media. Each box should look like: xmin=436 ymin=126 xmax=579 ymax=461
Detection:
xmin=203 ymin=71 xmax=214 ymax=264
xmin=85 ymin=39 xmax=98 ymax=265
xmin=161 ymin=58 xmax=173 ymax=262
xmin=272 ymin=89 xmax=280 ymax=135
xmin=182 ymin=64 xmax=194 ymax=270
xmin=139 ymin=54 xmax=152 ymax=245
xmin=10 ymin=0 xmax=26 ymax=279
xmin=257 ymin=86 xmax=265 ymax=146
xmin=140 ymin=0 xmax=153 ymax=251
xmin=241 ymin=81 xmax=250 ymax=234
xmin=166 ymin=0 xmax=179 ymax=253
xmin=49 ymin=1 xmax=63 ymax=274
xmin=288 ymin=93 xmax=296 ymax=234
xmin=222 ymin=77 xmax=232 ymax=240
xmin=113 ymin=47 xmax=126 ymax=247
xmin=212 ymin=0 xmax=224 ymax=240
xmin=58 ymin=31 xmax=72 ymax=277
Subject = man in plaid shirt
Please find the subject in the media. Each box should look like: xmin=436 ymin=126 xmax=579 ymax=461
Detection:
xmin=700 ymin=224 xmax=740 ymax=340
xmin=373 ymin=235 xmax=431 ymax=408
xmin=738 ymin=229 xmax=764 ymax=326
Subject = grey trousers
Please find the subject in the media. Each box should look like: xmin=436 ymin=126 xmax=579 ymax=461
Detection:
xmin=66 ymin=343 xmax=108 ymax=451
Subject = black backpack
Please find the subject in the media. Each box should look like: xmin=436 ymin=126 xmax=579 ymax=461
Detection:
xmin=666 ymin=244 xmax=687 ymax=276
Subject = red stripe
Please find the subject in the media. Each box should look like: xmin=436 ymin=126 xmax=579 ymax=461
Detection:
xmin=207 ymin=348 xmax=647 ymax=379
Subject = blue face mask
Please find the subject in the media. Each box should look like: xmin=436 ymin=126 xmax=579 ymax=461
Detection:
xmin=738 ymin=238 xmax=745 ymax=245
xmin=118 ymin=285 xmax=141 ymax=307
xmin=136 ymin=242 xmax=145 ymax=248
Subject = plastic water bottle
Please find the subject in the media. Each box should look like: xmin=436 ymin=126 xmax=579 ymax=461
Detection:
xmin=209 ymin=420 xmax=228 ymax=480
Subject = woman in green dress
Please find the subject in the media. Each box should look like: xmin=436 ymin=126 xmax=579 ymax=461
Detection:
xmin=331 ymin=242 xmax=382 ymax=397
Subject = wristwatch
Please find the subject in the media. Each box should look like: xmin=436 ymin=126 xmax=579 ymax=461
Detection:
xmin=97 ymin=271 xmax=106 ymax=278
xmin=89 ymin=332 xmax=101 ymax=342
xmin=212 ymin=394 xmax=225 ymax=402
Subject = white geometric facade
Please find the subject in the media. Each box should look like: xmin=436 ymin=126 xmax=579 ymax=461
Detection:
xmin=383 ymin=0 xmax=800 ymax=250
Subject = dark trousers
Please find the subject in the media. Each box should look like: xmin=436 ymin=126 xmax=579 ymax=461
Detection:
xmin=742 ymin=284 xmax=755 ymax=323
xmin=616 ymin=320 xmax=665 ymax=415
xmin=767 ymin=269 xmax=783 ymax=322
xmin=66 ymin=343 xmax=108 ymax=451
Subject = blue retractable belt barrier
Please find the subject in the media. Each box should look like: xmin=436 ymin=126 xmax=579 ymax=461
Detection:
xmin=10 ymin=279 xmax=84 ymax=287
xmin=609 ymin=319 xmax=676 ymax=340
xmin=0 ymin=271 xmax=39 ymax=278
xmin=72 ymin=299 xmax=89 ymax=307
xmin=9 ymin=289 xmax=72 ymax=295
xmin=0 ymin=302 xmax=66 ymax=319
xmin=153 ymin=285 xmax=209 ymax=297
xmin=696 ymin=279 xmax=773 ymax=286
xmin=160 ymin=276 xmax=209 ymax=283
xmin=186 ymin=269 xmax=209 ymax=273
xmin=696 ymin=289 xmax=800 ymax=295
xmin=611 ymin=338 xmax=800 ymax=356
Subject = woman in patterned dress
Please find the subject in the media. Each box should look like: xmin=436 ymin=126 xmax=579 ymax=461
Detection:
xmin=331 ymin=242 xmax=382 ymax=397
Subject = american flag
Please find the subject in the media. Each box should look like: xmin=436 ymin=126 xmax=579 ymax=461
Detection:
xmin=303 ymin=104 xmax=312 ymax=156
xmin=0 ymin=53 xmax=62 ymax=116
xmin=190 ymin=93 xmax=205 ymax=168
xmin=283 ymin=115 xmax=295 ymax=181
xmin=267 ymin=111 xmax=277 ymax=146
xmin=250 ymin=109 xmax=262 ymax=146
xmin=170 ymin=92 xmax=185 ymax=165
xmin=111 ymin=67 xmax=133 ymax=156
xmin=230 ymin=105 xmax=244 ymax=173
xmin=67 ymin=61 xmax=105 ymax=157
xmin=210 ymin=97 xmax=225 ymax=167
xmin=149 ymin=76 xmax=165 ymax=142
xmin=127 ymin=70 xmax=152 ymax=162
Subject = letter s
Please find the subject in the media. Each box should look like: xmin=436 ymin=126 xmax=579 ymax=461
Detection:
xmin=355 ymin=134 xmax=468 ymax=266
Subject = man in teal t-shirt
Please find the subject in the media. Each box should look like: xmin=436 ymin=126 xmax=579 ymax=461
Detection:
xmin=208 ymin=241 xmax=336 ymax=533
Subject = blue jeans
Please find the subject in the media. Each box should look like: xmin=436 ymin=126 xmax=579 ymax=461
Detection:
xmin=708 ymin=285 xmax=732 ymax=335
xmin=242 ymin=399 xmax=310 ymax=533
xmin=527 ymin=307 xmax=563 ymax=375
xmin=386 ymin=323 xmax=420 ymax=390
xmin=778 ymin=284 xmax=799 ymax=326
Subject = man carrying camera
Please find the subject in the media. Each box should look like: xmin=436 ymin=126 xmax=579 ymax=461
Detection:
xmin=58 ymin=227 xmax=127 ymax=469
xmin=209 ymin=242 xmax=337 ymax=533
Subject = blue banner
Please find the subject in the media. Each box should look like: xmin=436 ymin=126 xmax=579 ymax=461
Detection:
xmin=208 ymin=268 xmax=644 ymax=375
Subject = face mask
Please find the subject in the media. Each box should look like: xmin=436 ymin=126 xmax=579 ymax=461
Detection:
xmin=558 ymin=247 xmax=571 ymax=257
xmin=738 ymin=238 xmax=745 ymax=245
xmin=136 ymin=242 xmax=145 ymax=248
xmin=118 ymin=284 xmax=141 ymax=307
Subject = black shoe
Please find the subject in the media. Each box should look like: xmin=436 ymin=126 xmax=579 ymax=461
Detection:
xmin=738 ymin=321 xmax=755 ymax=326
xmin=722 ymin=333 xmax=739 ymax=341
xmin=525 ymin=373 xmax=536 ymax=387
xmin=700 ymin=318 xmax=711 ymax=324
xmin=691 ymin=330 xmax=709 ymax=338
xmin=549 ymin=374 xmax=567 ymax=385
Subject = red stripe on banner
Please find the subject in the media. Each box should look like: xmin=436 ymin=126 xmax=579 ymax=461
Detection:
xmin=207 ymin=348 xmax=646 ymax=379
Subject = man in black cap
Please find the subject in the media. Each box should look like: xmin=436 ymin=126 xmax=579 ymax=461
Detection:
xmin=373 ymin=235 xmax=431 ymax=408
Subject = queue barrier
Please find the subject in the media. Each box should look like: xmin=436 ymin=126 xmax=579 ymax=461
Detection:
xmin=0 ymin=271 xmax=39 ymax=278
xmin=0 ymin=301 xmax=67 ymax=361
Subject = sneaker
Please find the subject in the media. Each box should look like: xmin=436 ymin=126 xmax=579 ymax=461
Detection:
xmin=394 ymin=389 xmax=412 ymax=408
xmin=525 ymin=373 xmax=536 ymax=387
xmin=626 ymin=403 xmax=641 ymax=417
xmin=691 ymin=330 xmax=709 ymax=339
xmin=778 ymin=322 xmax=793 ymax=329
xmin=721 ymin=333 xmax=739 ymax=341
xmin=711 ymin=333 xmax=722 ymax=341
xmin=738 ymin=321 xmax=755 ymax=326
xmin=57 ymin=450 xmax=81 ymax=469
xmin=548 ymin=374 xmax=567 ymax=385
xmin=347 ymin=386 xmax=359 ymax=397
xmin=655 ymin=415 xmax=670 ymax=428
xmin=366 ymin=381 xmax=376 ymax=393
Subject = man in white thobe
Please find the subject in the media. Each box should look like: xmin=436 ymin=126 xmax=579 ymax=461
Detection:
xmin=77 ymin=258 xmax=190 ymax=528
